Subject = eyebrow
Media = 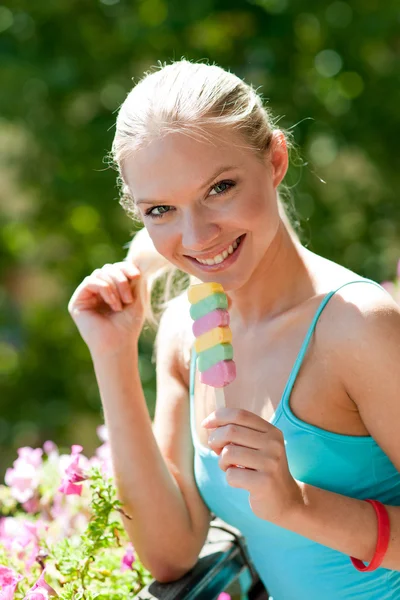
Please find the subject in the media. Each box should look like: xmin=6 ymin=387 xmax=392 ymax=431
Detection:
xmin=135 ymin=164 xmax=239 ymax=206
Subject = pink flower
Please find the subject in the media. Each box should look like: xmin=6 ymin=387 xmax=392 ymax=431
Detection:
xmin=85 ymin=425 xmax=112 ymax=477
xmin=4 ymin=448 xmax=43 ymax=504
xmin=217 ymin=594 xmax=231 ymax=600
xmin=90 ymin=426 xmax=114 ymax=478
xmin=24 ymin=589 xmax=54 ymax=600
xmin=22 ymin=495 xmax=41 ymax=514
xmin=58 ymin=446 xmax=87 ymax=496
xmin=121 ymin=543 xmax=136 ymax=571
xmin=90 ymin=442 xmax=113 ymax=479
xmin=24 ymin=569 xmax=57 ymax=599
xmin=17 ymin=448 xmax=43 ymax=468
xmin=0 ymin=565 xmax=23 ymax=600
xmin=43 ymin=441 xmax=57 ymax=455
xmin=0 ymin=518 xmax=47 ymax=569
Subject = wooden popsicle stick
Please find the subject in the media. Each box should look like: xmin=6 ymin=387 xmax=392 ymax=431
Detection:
xmin=215 ymin=385 xmax=243 ymax=468
xmin=214 ymin=387 xmax=225 ymax=409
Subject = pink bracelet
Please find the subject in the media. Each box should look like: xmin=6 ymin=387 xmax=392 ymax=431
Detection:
xmin=350 ymin=499 xmax=390 ymax=572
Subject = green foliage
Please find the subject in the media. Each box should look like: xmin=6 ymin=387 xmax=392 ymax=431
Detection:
xmin=50 ymin=468 xmax=152 ymax=598
xmin=1 ymin=466 xmax=152 ymax=598
xmin=0 ymin=483 xmax=18 ymax=515
xmin=0 ymin=0 xmax=399 ymax=475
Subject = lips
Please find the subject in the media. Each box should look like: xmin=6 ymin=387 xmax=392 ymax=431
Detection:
xmin=185 ymin=234 xmax=246 ymax=272
xmin=195 ymin=236 xmax=243 ymax=265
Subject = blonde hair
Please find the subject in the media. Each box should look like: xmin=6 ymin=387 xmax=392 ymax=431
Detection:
xmin=111 ymin=59 xmax=299 ymax=327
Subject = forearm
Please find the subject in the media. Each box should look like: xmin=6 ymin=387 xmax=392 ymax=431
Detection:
xmin=91 ymin=348 xmax=199 ymax=578
xmin=286 ymin=482 xmax=400 ymax=570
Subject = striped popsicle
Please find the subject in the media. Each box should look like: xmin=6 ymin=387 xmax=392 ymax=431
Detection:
xmin=188 ymin=282 xmax=236 ymax=406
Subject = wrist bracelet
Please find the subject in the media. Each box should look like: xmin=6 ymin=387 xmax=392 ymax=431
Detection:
xmin=350 ymin=499 xmax=390 ymax=572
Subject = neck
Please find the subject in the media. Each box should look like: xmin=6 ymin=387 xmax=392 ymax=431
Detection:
xmin=228 ymin=221 xmax=316 ymax=327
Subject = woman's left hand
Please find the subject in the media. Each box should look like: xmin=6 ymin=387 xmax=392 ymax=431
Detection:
xmin=202 ymin=407 xmax=305 ymax=526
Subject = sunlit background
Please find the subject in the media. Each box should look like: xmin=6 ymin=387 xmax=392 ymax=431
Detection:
xmin=1 ymin=0 xmax=399 ymax=478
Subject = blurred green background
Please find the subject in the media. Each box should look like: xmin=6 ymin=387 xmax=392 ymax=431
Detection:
xmin=0 ymin=0 xmax=399 ymax=478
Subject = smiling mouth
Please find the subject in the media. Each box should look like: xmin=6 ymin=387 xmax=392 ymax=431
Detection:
xmin=190 ymin=235 xmax=244 ymax=266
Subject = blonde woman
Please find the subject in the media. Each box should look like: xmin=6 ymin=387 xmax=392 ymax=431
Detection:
xmin=68 ymin=60 xmax=400 ymax=599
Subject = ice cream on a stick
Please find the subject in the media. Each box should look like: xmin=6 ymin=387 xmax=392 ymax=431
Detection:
xmin=188 ymin=282 xmax=236 ymax=407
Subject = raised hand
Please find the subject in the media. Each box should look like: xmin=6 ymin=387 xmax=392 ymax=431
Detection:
xmin=68 ymin=261 xmax=145 ymax=357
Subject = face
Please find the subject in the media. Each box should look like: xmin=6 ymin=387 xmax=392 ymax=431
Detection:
xmin=123 ymin=127 xmax=288 ymax=291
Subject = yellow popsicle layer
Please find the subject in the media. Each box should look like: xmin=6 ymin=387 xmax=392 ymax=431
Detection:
xmin=187 ymin=282 xmax=224 ymax=304
xmin=194 ymin=326 xmax=232 ymax=353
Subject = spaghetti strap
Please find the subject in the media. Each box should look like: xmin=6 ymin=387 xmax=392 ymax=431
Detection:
xmin=281 ymin=278 xmax=384 ymax=406
xmin=189 ymin=278 xmax=385 ymax=443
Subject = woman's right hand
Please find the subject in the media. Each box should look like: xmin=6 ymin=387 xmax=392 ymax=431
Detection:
xmin=68 ymin=261 xmax=146 ymax=357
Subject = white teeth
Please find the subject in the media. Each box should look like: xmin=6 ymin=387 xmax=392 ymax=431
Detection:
xmin=195 ymin=236 xmax=242 ymax=266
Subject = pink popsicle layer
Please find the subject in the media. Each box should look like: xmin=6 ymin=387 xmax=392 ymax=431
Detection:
xmin=192 ymin=309 xmax=230 ymax=337
xmin=200 ymin=360 xmax=236 ymax=388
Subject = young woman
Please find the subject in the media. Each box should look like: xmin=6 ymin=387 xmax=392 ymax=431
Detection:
xmin=68 ymin=60 xmax=400 ymax=599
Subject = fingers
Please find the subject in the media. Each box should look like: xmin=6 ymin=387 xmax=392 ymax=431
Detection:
xmin=225 ymin=466 xmax=259 ymax=489
xmin=70 ymin=276 xmax=122 ymax=312
xmin=217 ymin=440 xmax=284 ymax=473
xmin=68 ymin=261 xmax=141 ymax=314
xmin=207 ymin=423 xmax=265 ymax=454
xmin=218 ymin=444 xmax=260 ymax=471
xmin=93 ymin=262 xmax=140 ymax=309
xmin=202 ymin=407 xmax=274 ymax=433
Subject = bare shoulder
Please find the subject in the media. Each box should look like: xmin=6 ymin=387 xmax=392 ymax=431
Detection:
xmin=302 ymin=250 xmax=399 ymax=342
xmin=301 ymin=258 xmax=400 ymax=433
xmin=306 ymin=255 xmax=400 ymax=400
xmin=316 ymin=275 xmax=400 ymax=347
xmin=155 ymin=291 xmax=194 ymax=387
xmin=307 ymin=261 xmax=400 ymax=458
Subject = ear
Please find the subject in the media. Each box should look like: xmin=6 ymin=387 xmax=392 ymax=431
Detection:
xmin=269 ymin=130 xmax=288 ymax=188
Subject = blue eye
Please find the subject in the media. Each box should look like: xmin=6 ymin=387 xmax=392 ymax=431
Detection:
xmin=209 ymin=180 xmax=235 ymax=195
xmin=145 ymin=205 xmax=171 ymax=219
xmin=144 ymin=179 xmax=235 ymax=220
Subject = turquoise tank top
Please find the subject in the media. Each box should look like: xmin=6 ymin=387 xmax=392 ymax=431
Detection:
xmin=189 ymin=280 xmax=400 ymax=600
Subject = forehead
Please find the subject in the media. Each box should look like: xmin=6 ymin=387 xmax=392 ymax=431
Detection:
xmin=123 ymin=129 xmax=255 ymax=202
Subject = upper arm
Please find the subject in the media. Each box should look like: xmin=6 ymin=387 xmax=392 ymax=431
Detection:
xmin=152 ymin=295 xmax=211 ymax=539
xmin=328 ymin=284 xmax=400 ymax=470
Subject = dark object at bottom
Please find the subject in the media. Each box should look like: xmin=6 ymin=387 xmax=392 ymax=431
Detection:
xmin=135 ymin=517 xmax=268 ymax=600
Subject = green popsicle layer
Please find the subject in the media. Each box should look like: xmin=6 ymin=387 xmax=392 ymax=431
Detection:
xmin=197 ymin=343 xmax=233 ymax=372
xmin=189 ymin=293 xmax=228 ymax=320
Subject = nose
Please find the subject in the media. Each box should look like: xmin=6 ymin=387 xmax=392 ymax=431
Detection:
xmin=181 ymin=208 xmax=222 ymax=252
